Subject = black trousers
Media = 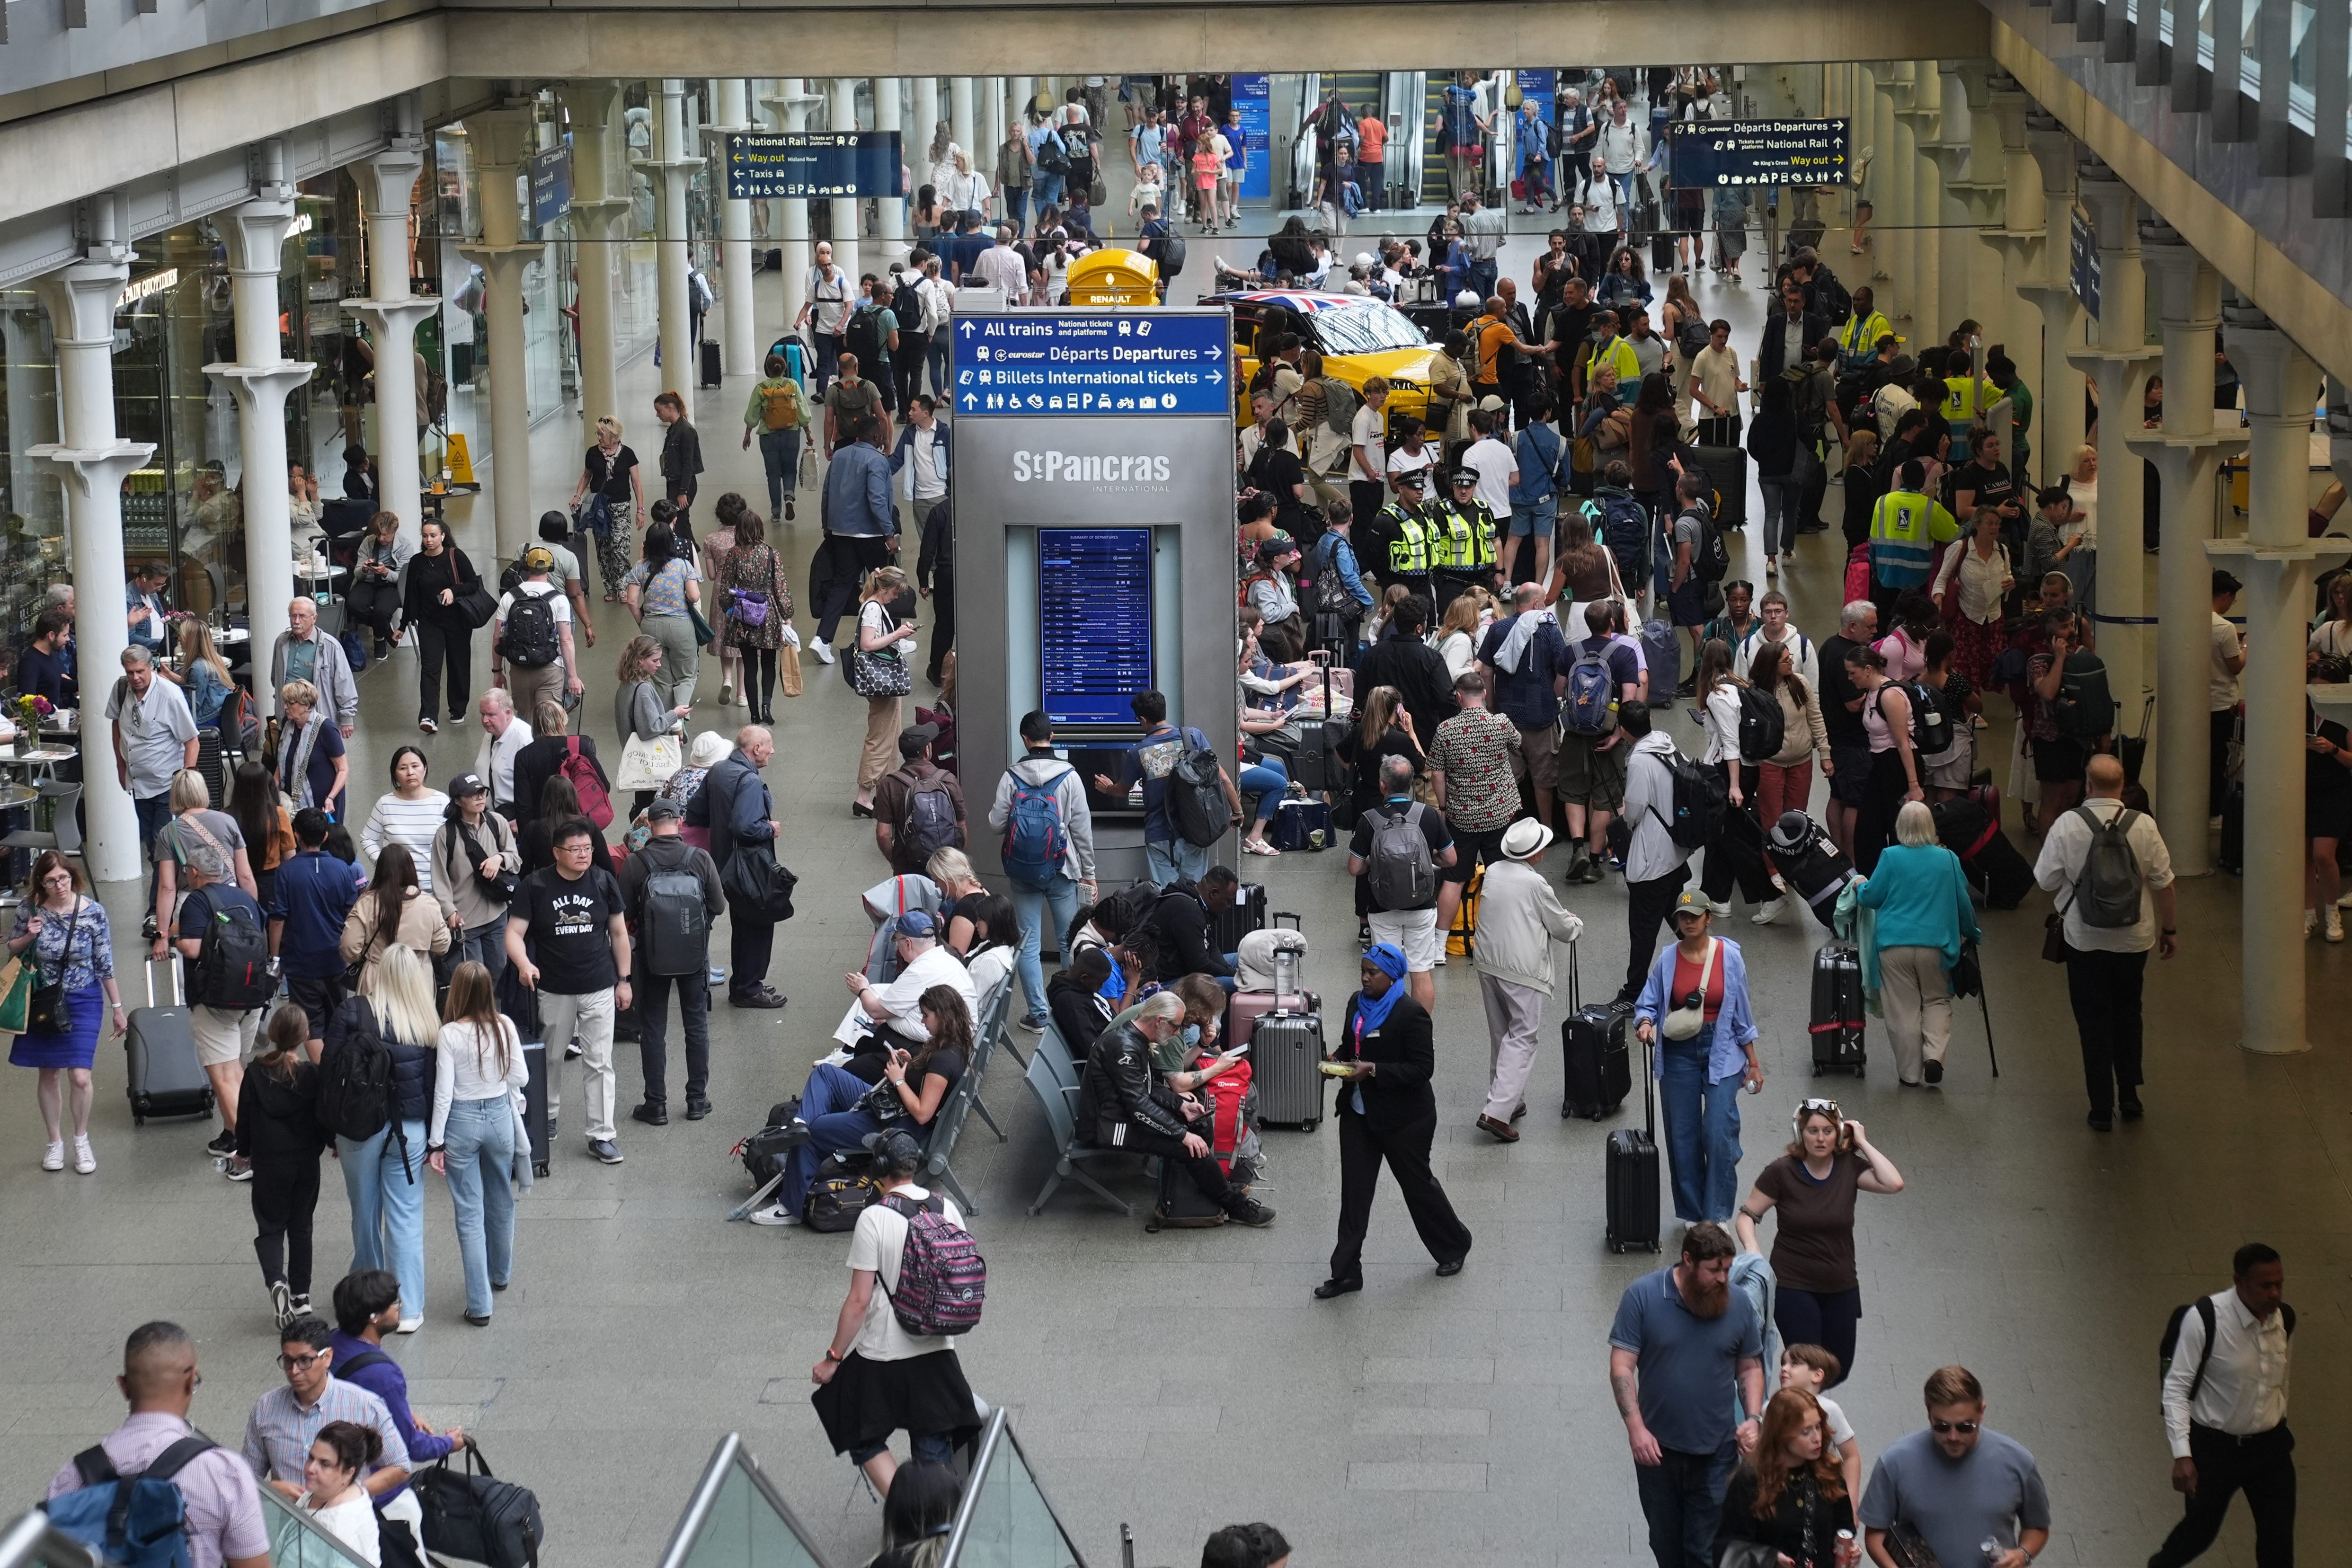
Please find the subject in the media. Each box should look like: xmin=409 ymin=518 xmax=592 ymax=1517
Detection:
xmin=1330 ymin=1103 xmax=1472 ymax=1282
xmin=348 ymin=577 xmax=400 ymax=645
xmin=2064 ymin=944 xmax=2148 ymax=1117
xmin=739 ymin=646 xmax=781 ymax=714
xmin=893 ymin=345 xmax=925 ymax=416
xmin=634 ymin=962 xmax=711 ymax=1105
xmin=1623 ymin=863 xmax=1692 ymax=999
xmin=250 ymin=1157 xmax=321 ymax=1296
xmin=414 ymin=618 xmax=471 ymax=723
xmin=2209 ymin=708 xmax=2236 ymax=820
xmin=726 ymin=893 xmax=775 ymax=998
xmin=1115 ymin=1117 xmax=1237 ymax=1209
xmin=815 ymin=534 xmax=893 ymax=644
xmin=924 ymin=569 xmax=956 ymax=685
xmin=2150 ymin=1422 xmax=2295 ymax=1568
xmin=1349 ymin=479 xmax=1387 ymax=533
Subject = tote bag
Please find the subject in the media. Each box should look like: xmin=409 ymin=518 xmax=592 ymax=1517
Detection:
xmin=615 ymin=733 xmax=683 ymax=792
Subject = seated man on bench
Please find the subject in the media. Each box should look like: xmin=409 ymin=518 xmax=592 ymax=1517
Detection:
xmin=1075 ymin=992 xmax=1274 ymax=1228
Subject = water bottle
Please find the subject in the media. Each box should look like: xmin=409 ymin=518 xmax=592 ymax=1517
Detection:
xmin=1981 ymin=1539 xmax=2003 ymax=1565
xmin=1272 ymin=942 xmax=1300 ymax=999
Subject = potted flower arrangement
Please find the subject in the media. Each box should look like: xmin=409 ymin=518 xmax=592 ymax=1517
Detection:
xmin=10 ymin=694 xmax=53 ymax=756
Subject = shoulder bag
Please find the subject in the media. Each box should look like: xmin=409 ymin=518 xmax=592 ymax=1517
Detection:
xmin=850 ymin=606 xmax=914 ymax=698
xmin=25 ymin=899 xmax=85 ymax=1036
xmin=453 ymin=818 xmax=517 ymax=904
xmin=616 ymin=732 xmax=684 ymax=792
xmin=453 ymin=554 xmax=499 ymax=629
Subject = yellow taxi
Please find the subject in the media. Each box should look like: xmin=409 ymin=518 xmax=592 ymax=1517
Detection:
xmin=1197 ymin=288 xmax=1443 ymax=436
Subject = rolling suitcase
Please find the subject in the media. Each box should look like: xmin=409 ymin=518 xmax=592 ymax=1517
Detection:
xmin=1809 ymin=943 xmax=1866 ymax=1077
xmin=1146 ymin=1156 xmax=1229 ymax=1229
xmin=1211 ymin=881 xmax=1268 ymax=956
xmin=699 ymin=339 xmax=722 ymax=389
xmin=520 ymin=1041 xmax=550 ymax=1178
xmin=124 ymin=958 xmax=213 ymax=1126
xmin=1562 ymin=998 xmax=1633 ymax=1122
xmin=1692 ymin=443 xmax=1748 ymax=531
xmin=1252 ymin=1007 xmax=1327 ymax=1130
xmin=1225 ymin=987 xmax=1318 ymax=1053
xmin=1605 ymin=1031 xmax=1660 ymax=1253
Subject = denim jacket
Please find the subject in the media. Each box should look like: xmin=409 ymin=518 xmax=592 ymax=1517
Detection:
xmin=1633 ymin=934 xmax=1758 ymax=1081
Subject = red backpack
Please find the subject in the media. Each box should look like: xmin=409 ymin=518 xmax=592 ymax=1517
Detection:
xmin=562 ymin=737 xmax=614 ymax=829
xmin=1844 ymin=542 xmax=1873 ymax=605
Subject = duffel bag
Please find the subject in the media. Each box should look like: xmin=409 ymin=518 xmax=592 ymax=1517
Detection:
xmin=417 ymin=1443 xmax=544 ymax=1568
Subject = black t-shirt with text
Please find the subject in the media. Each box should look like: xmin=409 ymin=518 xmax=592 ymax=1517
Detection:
xmin=511 ymin=866 xmax=625 ymax=993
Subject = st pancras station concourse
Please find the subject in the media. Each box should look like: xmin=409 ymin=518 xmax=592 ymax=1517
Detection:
xmin=0 ymin=2 xmax=2349 ymax=1567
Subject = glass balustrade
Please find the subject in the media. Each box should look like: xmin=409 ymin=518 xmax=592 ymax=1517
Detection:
xmin=657 ymin=1434 xmax=839 ymax=1568
xmin=940 ymin=1412 xmax=1088 ymax=1568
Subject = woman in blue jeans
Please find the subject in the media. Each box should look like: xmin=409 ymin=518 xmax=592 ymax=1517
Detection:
xmin=752 ymin=986 xmax=970 ymax=1226
xmin=1236 ymin=752 xmax=1290 ymax=857
xmin=428 ymin=962 xmax=527 ymax=1324
xmin=322 ymin=944 xmax=442 ymax=1332
xmin=1633 ymin=888 xmax=1763 ymax=1223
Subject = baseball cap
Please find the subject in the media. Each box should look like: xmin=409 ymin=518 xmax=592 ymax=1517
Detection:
xmin=522 ymin=546 xmax=554 ymax=572
xmin=898 ymin=722 xmax=941 ymax=758
xmin=447 ymin=772 xmax=488 ymax=798
xmin=644 ymin=796 xmax=684 ymax=820
xmin=1671 ymin=887 xmax=1715 ymax=918
xmin=895 ymin=909 xmax=939 ymax=939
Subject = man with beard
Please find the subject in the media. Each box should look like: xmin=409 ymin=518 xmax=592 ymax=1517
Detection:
xmin=1860 ymin=1365 xmax=2050 ymax=1568
xmin=1607 ymin=1222 xmax=1765 ymax=1568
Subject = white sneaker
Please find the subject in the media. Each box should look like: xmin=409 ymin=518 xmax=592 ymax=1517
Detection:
xmin=1432 ymin=952 xmax=1447 ymax=966
xmin=2328 ymin=909 xmax=2345 ymax=944
xmin=1710 ymin=901 xmax=1733 ymax=919
xmin=42 ymin=1141 xmax=63 ymax=1172
xmin=1751 ymin=895 xmax=1790 ymax=926
xmin=2339 ymin=887 xmax=2352 ymax=909
xmin=395 ymin=1317 xmax=423 ymax=1334
xmin=811 ymin=641 xmax=836 ymax=666
xmin=2305 ymin=909 xmax=2319 ymax=938
xmin=748 ymin=1203 xmax=803 ymax=1227
xmin=72 ymin=1135 xmax=94 ymax=1175
xmin=719 ymin=682 xmax=735 ymax=706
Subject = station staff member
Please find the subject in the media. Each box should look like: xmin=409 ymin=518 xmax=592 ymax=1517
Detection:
xmin=2149 ymin=1242 xmax=2295 ymax=1568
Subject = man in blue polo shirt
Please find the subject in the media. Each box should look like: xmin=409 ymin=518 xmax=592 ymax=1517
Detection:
xmin=266 ymin=806 xmax=364 ymax=1060
xmin=1607 ymin=1221 xmax=1766 ymax=1568
xmin=1091 ymin=689 xmax=1237 ymax=886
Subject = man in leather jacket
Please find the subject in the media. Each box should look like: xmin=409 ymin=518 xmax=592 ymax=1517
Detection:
xmin=1075 ymin=992 xmax=1274 ymax=1227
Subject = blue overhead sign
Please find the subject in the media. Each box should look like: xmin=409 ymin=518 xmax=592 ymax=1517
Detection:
xmin=723 ymin=132 xmax=904 ymax=200
xmin=2069 ymin=207 xmax=2102 ymax=320
xmin=1668 ymin=118 xmax=1849 ymax=187
xmin=952 ymin=311 xmax=1231 ymax=416
xmin=529 ymin=145 xmax=572 ymax=227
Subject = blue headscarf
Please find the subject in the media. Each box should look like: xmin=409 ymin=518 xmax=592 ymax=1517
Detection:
xmin=1353 ymin=942 xmax=1410 ymax=1037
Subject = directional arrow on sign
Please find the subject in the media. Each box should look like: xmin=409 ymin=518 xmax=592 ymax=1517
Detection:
xmin=1204 ymin=345 xmax=1223 ymax=360
xmin=958 ymin=320 xmax=977 ymax=337
xmin=1206 ymin=371 xmax=1223 ymax=385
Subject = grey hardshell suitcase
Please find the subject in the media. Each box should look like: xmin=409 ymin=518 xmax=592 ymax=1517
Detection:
xmin=1253 ymin=1007 xmax=1327 ymax=1131
xmin=125 ymin=957 xmax=213 ymax=1125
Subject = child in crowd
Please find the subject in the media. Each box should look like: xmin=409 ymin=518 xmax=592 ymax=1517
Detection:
xmin=1780 ymin=1343 xmax=1863 ymax=1502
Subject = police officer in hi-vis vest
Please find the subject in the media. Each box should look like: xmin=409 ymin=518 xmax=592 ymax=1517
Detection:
xmin=1366 ymin=467 xmax=1441 ymax=599
xmin=1430 ymin=465 xmax=1500 ymax=618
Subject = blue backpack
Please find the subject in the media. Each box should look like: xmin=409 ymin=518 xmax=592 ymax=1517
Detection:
xmin=47 ymin=1436 xmax=216 ymax=1568
xmin=1000 ymin=766 xmax=1072 ymax=889
xmin=1562 ymin=644 xmax=1620 ymax=735
xmin=1598 ymin=493 xmax=1650 ymax=579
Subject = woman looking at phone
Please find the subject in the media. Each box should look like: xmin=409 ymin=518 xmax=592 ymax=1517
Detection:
xmin=751 ymin=985 xmax=970 ymax=1228
xmin=1734 ymin=1098 xmax=1905 ymax=1388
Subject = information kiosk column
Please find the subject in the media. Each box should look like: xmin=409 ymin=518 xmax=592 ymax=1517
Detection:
xmin=952 ymin=306 xmax=1240 ymax=886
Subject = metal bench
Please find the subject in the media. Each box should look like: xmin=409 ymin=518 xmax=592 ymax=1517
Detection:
xmin=1021 ymin=1047 xmax=1134 ymax=1218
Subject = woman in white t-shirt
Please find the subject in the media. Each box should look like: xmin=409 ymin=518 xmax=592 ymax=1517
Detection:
xmin=361 ymin=745 xmax=453 ymax=895
xmin=299 ymin=1423 xmax=384 ymax=1566
xmin=809 ymin=1127 xmax=979 ymax=1495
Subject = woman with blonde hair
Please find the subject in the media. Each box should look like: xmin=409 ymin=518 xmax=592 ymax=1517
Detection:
xmin=1434 ymin=589 xmax=1489 ymax=685
xmin=323 ymin=943 xmax=443 ymax=1330
xmin=429 ymin=960 xmax=527 ymax=1324
xmin=160 ymin=618 xmax=236 ymax=731
xmin=851 ymin=565 xmax=919 ymax=817
xmin=569 ymin=413 xmax=648 ymax=599
xmin=614 ymin=633 xmax=689 ymax=815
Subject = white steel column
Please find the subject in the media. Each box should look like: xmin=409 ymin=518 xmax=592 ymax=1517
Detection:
xmin=710 ymin=79 xmax=760 ymax=378
xmin=914 ymin=78 xmax=940 ymax=163
xmin=1902 ymin=62 xmax=1942 ymax=338
xmin=2022 ymin=115 xmax=2086 ymax=492
xmin=2130 ymin=231 xmax=2245 ymax=877
xmin=346 ymin=119 xmax=433 ymax=552
xmin=1932 ymin=63 xmax=1978 ymax=333
xmin=1980 ymin=74 xmax=2045 ymax=378
xmin=950 ymin=78 xmax=976 ymax=169
xmin=2215 ymin=310 xmax=2327 ymax=1053
xmin=828 ymin=79 xmax=862 ymax=284
xmin=1882 ymin=66 xmax=1919 ymax=325
xmin=205 ymin=150 xmax=317 ymax=721
xmin=637 ymin=80 xmax=703 ymax=400
xmin=871 ymin=77 xmax=906 ymax=263
xmin=560 ymin=82 xmax=629 ymax=452
xmin=456 ymin=107 xmax=545 ymax=563
xmin=760 ymin=82 xmax=823 ymax=350
xmin=2068 ymin=165 xmax=2153 ymax=720
xmin=29 ymin=210 xmax=152 ymax=883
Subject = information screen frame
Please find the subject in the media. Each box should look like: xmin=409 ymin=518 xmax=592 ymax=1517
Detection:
xmin=1037 ymin=526 xmax=1156 ymax=727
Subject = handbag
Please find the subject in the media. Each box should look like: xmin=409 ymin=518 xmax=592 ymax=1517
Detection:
xmin=0 ymin=955 xmax=29 ymax=1035
xmin=453 ymin=558 xmax=498 ymax=629
xmin=1715 ymin=1547 xmax=1781 ymax=1568
xmin=688 ymin=602 xmax=719 ymax=648
xmin=455 ymin=820 xmax=517 ymax=904
xmin=25 ymin=899 xmax=83 ymax=1036
xmin=1950 ymin=940 xmax=1983 ymax=999
xmin=415 ymin=1443 xmax=544 ymax=1568
xmin=850 ymin=620 xmax=914 ymax=697
xmin=615 ymin=732 xmax=683 ymax=792
xmin=720 ymin=840 xmax=799 ymax=922
xmin=1659 ymin=938 xmax=1718 ymax=1041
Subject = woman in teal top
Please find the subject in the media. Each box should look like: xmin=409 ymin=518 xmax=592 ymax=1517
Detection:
xmin=1853 ymin=800 xmax=1980 ymax=1088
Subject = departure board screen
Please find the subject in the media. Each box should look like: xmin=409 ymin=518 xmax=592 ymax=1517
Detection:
xmin=1038 ymin=528 xmax=1154 ymax=726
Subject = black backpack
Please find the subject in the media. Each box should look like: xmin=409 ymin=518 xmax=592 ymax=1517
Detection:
xmin=1733 ymin=683 xmax=1785 ymax=762
xmin=1813 ymin=268 xmax=1853 ymax=325
xmin=1168 ymin=739 xmax=1227 ymax=848
xmin=1691 ymin=506 xmax=1731 ymax=584
xmin=497 ymin=589 xmax=560 ymax=670
xmin=639 ymin=864 xmax=711 ymax=977
xmin=2159 ymin=1296 xmax=2295 ymax=1399
xmin=316 ymin=1013 xmax=395 ymax=1144
xmin=892 ymin=271 xmax=923 ymax=326
xmin=195 ymin=898 xmax=272 ymax=1012
xmin=843 ymin=305 xmax=887 ymax=370
xmin=1676 ymin=312 xmax=1710 ymax=357
xmin=1652 ymin=746 xmax=1728 ymax=851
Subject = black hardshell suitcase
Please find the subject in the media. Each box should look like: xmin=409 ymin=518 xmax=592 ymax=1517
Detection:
xmin=1605 ymin=1032 xmax=1661 ymax=1253
xmin=1145 ymin=1155 xmax=1228 ymax=1230
xmin=1252 ymin=1009 xmax=1327 ymax=1131
xmin=1211 ymin=881 xmax=1268 ymax=956
xmin=1809 ymin=943 xmax=1866 ymax=1077
xmin=699 ymin=339 xmax=723 ymax=389
xmin=1562 ymin=1001 xmax=1633 ymax=1121
xmin=124 ymin=957 xmax=213 ymax=1125
xmin=1692 ymin=443 xmax=1748 ymax=531
xmin=519 ymin=1041 xmax=550 ymax=1177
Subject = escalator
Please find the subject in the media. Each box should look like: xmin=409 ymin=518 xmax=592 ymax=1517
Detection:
xmin=1420 ymin=74 xmax=1452 ymax=206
